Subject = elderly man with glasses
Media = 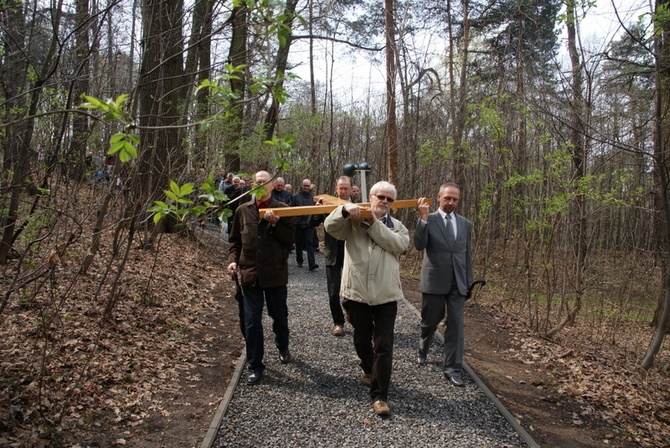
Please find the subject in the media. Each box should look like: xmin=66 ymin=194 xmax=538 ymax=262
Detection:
xmin=271 ymin=176 xmax=293 ymax=205
xmin=324 ymin=181 xmax=409 ymax=417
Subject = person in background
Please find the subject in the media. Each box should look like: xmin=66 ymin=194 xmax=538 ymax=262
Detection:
xmin=219 ymin=172 xmax=234 ymax=193
xmin=223 ymin=176 xmax=242 ymax=235
xmin=324 ymin=181 xmax=409 ymax=417
xmin=212 ymin=169 xmax=227 ymax=224
xmin=272 ymin=176 xmax=293 ymax=205
xmin=414 ymin=182 xmax=473 ymax=388
xmin=282 ymin=182 xmax=295 ymax=255
xmin=310 ymin=176 xmax=352 ymax=337
xmin=214 ymin=168 xmax=227 ymax=190
xmin=310 ymin=184 xmax=320 ymax=252
xmin=227 ymin=171 xmax=296 ymax=385
xmin=292 ymin=179 xmax=318 ymax=270
xmin=350 ymin=185 xmax=362 ymax=203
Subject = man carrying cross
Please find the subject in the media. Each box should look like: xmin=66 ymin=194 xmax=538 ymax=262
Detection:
xmin=324 ymin=180 xmax=409 ymax=417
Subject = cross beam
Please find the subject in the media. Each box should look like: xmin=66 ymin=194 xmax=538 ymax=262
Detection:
xmin=258 ymin=195 xmax=432 ymax=218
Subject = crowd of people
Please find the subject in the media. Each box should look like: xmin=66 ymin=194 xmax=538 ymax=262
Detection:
xmin=86 ymin=151 xmax=122 ymax=188
xmin=221 ymin=169 xmax=474 ymax=418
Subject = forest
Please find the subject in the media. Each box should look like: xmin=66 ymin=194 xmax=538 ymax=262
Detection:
xmin=1 ymin=0 xmax=669 ymax=445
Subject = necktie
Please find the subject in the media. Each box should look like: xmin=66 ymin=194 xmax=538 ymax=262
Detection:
xmin=380 ymin=216 xmax=387 ymax=225
xmin=445 ymin=214 xmax=455 ymax=240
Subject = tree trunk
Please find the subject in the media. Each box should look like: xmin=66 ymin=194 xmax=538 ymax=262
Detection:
xmin=384 ymin=0 xmax=398 ymax=185
xmin=0 ymin=0 xmax=63 ymax=262
xmin=451 ymin=0 xmax=470 ymax=187
xmin=642 ymin=0 xmax=670 ymax=368
xmin=184 ymin=0 xmax=213 ymax=168
xmin=136 ymin=0 xmax=187 ymax=206
xmin=263 ymin=0 xmax=299 ymax=141
xmin=546 ymin=0 xmax=586 ymax=338
xmin=0 ymin=0 xmax=29 ymax=263
xmin=68 ymin=0 xmax=91 ymax=181
xmin=227 ymin=2 xmax=248 ymax=173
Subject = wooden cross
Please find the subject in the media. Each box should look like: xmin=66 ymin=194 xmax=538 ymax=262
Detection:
xmin=259 ymin=194 xmax=432 ymax=218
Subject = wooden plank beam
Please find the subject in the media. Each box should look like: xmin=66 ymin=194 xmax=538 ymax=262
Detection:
xmin=259 ymin=198 xmax=432 ymax=218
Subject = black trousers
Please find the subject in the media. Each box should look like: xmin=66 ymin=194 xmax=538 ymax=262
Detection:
xmin=295 ymin=226 xmax=316 ymax=267
xmin=326 ymin=253 xmax=345 ymax=325
xmin=349 ymin=300 xmax=398 ymax=402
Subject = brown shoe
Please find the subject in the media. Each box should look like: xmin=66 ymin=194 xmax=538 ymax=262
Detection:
xmin=372 ymin=400 xmax=390 ymax=416
xmin=361 ymin=373 xmax=372 ymax=387
xmin=332 ymin=325 xmax=344 ymax=337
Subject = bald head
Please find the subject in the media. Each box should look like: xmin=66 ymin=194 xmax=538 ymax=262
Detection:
xmin=255 ymin=171 xmax=274 ymax=200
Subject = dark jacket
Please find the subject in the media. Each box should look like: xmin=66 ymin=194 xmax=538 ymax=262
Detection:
xmin=292 ymin=191 xmax=315 ymax=228
xmin=223 ymin=185 xmax=242 ymax=212
xmin=228 ymin=199 xmax=296 ymax=288
xmin=272 ymin=189 xmax=293 ymax=205
xmin=309 ymin=213 xmax=341 ymax=266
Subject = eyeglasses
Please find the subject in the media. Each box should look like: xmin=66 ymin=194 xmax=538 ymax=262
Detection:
xmin=374 ymin=194 xmax=395 ymax=203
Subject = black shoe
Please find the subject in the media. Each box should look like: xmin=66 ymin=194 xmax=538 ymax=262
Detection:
xmin=417 ymin=352 xmax=427 ymax=365
xmin=279 ymin=350 xmax=291 ymax=364
xmin=309 ymin=264 xmax=319 ymax=271
xmin=247 ymin=371 xmax=263 ymax=385
xmin=444 ymin=372 xmax=464 ymax=387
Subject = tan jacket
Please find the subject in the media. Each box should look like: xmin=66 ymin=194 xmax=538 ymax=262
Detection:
xmin=324 ymin=205 xmax=409 ymax=305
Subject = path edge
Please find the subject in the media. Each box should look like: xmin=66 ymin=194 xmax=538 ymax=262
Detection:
xmin=200 ymin=297 xmax=540 ymax=448
xmin=200 ymin=349 xmax=246 ymax=448
xmin=405 ymin=299 xmax=540 ymax=448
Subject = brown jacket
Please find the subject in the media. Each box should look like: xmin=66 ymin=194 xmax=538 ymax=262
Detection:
xmin=228 ymin=199 xmax=296 ymax=288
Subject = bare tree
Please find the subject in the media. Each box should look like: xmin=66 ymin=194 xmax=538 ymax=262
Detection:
xmin=385 ymin=0 xmax=398 ymax=185
xmin=642 ymin=0 xmax=670 ymax=368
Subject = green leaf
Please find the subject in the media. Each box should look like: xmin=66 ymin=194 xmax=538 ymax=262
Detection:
xmin=179 ymin=183 xmax=195 ymax=196
xmin=123 ymin=142 xmax=137 ymax=159
xmin=169 ymin=181 xmax=180 ymax=195
xmin=109 ymin=133 xmax=125 ymax=144
xmin=109 ymin=141 xmax=123 ymax=155
xmin=80 ymin=95 xmax=107 ymax=110
xmin=115 ymin=94 xmax=129 ymax=109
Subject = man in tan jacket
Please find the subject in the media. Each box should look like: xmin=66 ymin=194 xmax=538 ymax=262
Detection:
xmin=324 ymin=181 xmax=409 ymax=416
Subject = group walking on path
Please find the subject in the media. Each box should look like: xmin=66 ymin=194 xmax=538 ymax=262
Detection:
xmin=206 ymin=252 xmax=532 ymax=447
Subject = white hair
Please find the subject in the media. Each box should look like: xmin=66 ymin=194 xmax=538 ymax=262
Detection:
xmin=369 ymin=181 xmax=397 ymax=199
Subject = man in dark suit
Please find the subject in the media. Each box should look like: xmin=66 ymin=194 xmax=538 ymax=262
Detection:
xmin=227 ymin=171 xmax=296 ymax=385
xmin=271 ymin=176 xmax=293 ymax=205
xmin=292 ymin=179 xmax=318 ymax=270
xmin=414 ymin=182 xmax=473 ymax=387
xmin=310 ymin=175 xmax=352 ymax=337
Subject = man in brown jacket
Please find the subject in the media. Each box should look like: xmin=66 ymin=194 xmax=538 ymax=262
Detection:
xmin=227 ymin=171 xmax=296 ymax=385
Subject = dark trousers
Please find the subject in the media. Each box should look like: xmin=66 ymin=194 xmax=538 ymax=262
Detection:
xmin=420 ymin=283 xmax=464 ymax=374
xmin=326 ymin=263 xmax=345 ymax=326
xmin=243 ymin=284 xmax=289 ymax=374
xmin=349 ymin=300 xmax=398 ymax=402
xmin=295 ymin=226 xmax=316 ymax=267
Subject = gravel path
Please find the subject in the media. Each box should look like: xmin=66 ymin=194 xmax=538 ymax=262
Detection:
xmin=211 ymin=250 xmax=529 ymax=447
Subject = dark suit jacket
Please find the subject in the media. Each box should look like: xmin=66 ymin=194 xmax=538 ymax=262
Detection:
xmin=228 ymin=199 xmax=296 ymax=288
xmin=413 ymin=211 xmax=473 ymax=296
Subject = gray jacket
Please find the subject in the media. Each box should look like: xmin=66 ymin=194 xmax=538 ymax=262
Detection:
xmin=413 ymin=212 xmax=473 ymax=297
